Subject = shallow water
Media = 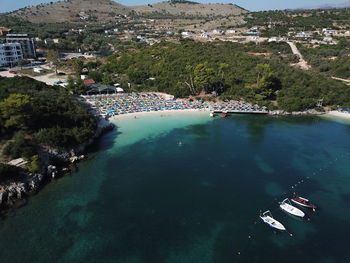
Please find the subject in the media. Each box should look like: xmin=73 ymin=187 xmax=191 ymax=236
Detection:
xmin=1 ymin=113 xmax=350 ymax=263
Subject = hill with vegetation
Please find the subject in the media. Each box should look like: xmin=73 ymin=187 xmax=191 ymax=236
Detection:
xmin=131 ymin=1 xmax=247 ymax=18
xmin=242 ymin=8 xmax=350 ymax=37
xmin=97 ymin=40 xmax=350 ymax=111
xmin=297 ymin=1 xmax=350 ymax=10
xmin=5 ymin=0 xmax=247 ymax=23
xmin=7 ymin=0 xmax=130 ymax=23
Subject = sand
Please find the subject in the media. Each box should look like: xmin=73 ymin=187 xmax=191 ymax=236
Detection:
xmin=326 ymin=111 xmax=350 ymax=120
xmin=109 ymin=108 xmax=210 ymax=121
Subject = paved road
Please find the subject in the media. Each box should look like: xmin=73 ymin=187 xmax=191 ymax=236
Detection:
xmin=287 ymin=41 xmax=311 ymax=70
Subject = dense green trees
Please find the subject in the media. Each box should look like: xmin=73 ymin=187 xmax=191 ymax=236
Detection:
xmin=0 ymin=94 xmax=31 ymax=130
xmin=105 ymin=40 xmax=350 ymax=110
xmin=297 ymin=42 xmax=350 ymax=79
xmin=243 ymin=9 xmax=350 ymax=37
xmin=0 ymin=77 xmax=97 ymax=150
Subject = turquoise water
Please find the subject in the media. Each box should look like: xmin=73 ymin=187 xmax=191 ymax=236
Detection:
xmin=1 ymin=113 xmax=350 ymax=263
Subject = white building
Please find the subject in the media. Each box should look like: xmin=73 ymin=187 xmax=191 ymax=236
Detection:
xmin=181 ymin=31 xmax=192 ymax=37
xmin=226 ymin=29 xmax=236 ymax=34
xmin=322 ymin=28 xmax=338 ymax=36
xmin=268 ymin=37 xmax=278 ymax=43
xmin=0 ymin=43 xmax=23 ymax=67
xmin=212 ymin=29 xmax=223 ymax=35
xmin=295 ymin=32 xmax=313 ymax=38
xmin=6 ymin=33 xmax=36 ymax=58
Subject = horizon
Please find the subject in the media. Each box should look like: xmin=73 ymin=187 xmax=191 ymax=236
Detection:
xmin=0 ymin=0 xmax=348 ymax=13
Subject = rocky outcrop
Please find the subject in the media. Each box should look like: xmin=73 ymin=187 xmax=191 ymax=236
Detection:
xmin=0 ymin=117 xmax=114 ymax=211
xmin=0 ymin=173 xmax=44 ymax=208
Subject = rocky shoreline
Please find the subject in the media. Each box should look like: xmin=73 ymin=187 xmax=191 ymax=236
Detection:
xmin=0 ymin=117 xmax=114 ymax=213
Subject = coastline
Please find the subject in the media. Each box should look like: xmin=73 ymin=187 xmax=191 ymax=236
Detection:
xmin=0 ymin=116 xmax=114 ymax=213
xmin=326 ymin=110 xmax=350 ymax=120
xmin=109 ymin=108 xmax=210 ymax=121
xmin=1 ymin=107 xmax=344 ymax=213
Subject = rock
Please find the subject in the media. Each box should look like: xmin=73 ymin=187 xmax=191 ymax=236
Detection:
xmin=69 ymin=156 xmax=79 ymax=163
xmin=47 ymin=165 xmax=57 ymax=178
xmin=0 ymin=190 xmax=5 ymax=205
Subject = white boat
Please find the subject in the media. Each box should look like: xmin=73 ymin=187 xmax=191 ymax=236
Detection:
xmin=260 ymin=210 xmax=286 ymax=231
xmin=279 ymin=198 xmax=305 ymax=218
xmin=209 ymin=112 xmax=214 ymax=117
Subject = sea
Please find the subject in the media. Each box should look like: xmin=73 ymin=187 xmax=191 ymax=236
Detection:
xmin=0 ymin=112 xmax=350 ymax=263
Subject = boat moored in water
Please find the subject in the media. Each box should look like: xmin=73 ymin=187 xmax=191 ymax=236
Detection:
xmin=260 ymin=210 xmax=286 ymax=231
xmin=291 ymin=196 xmax=317 ymax=210
xmin=279 ymin=198 xmax=305 ymax=218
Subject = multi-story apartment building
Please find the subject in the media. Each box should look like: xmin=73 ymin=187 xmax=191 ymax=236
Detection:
xmin=6 ymin=34 xmax=36 ymax=58
xmin=0 ymin=43 xmax=23 ymax=67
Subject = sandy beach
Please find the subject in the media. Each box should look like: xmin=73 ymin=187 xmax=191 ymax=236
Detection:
xmin=326 ymin=111 xmax=350 ymax=120
xmin=109 ymin=108 xmax=210 ymax=121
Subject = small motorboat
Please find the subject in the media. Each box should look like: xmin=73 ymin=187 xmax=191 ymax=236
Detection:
xmin=220 ymin=113 xmax=228 ymax=118
xmin=291 ymin=196 xmax=317 ymax=210
xmin=210 ymin=112 xmax=214 ymax=117
xmin=279 ymin=198 xmax=305 ymax=218
xmin=260 ymin=210 xmax=286 ymax=231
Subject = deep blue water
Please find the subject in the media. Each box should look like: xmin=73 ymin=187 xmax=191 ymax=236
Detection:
xmin=0 ymin=113 xmax=350 ymax=263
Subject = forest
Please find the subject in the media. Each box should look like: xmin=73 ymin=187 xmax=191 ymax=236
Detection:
xmin=243 ymin=9 xmax=350 ymax=37
xmin=297 ymin=40 xmax=350 ymax=79
xmin=96 ymin=40 xmax=350 ymax=111
xmin=0 ymin=77 xmax=97 ymax=181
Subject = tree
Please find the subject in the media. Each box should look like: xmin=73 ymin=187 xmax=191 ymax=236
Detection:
xmin=249 ymin=64 xmax=279 ymax=100
xmin=0 ymin=94 xmax=31 ymax=130
xmin=184 ymin=65 xmax=196 ymax=95
xmin=72 ymin=59 xmax=84 ymax=75
xmin=193 ymin=62 xmax=216 ymax=94
xmin=75 ymin=77 xmax=86 ymax=94
xmin=46 ymin=50 xmax=60 ymax=74
xmin=66 ymin=76 xmax=85 ymax=94
xmin=18 ymin=59 xmax=30 ymax=70
xmin=28 ymin=155 xmax=40 ymax=173
xmin=66 ymin=75 xmax=76 ymax=93
xmin=102 ymin=74 xmax=113 ymax=85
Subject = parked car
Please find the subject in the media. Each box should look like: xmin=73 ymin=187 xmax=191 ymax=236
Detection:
xmin=57 ymin=72 xmax=66 ymax=76
xmin=8 ymin=70 xmax=17 ymax=74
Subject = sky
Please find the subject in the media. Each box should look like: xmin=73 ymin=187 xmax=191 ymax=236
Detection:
xmin=0 ymin=0 xmax=347 ymax=13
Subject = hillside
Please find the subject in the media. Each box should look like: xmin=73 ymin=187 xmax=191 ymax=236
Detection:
xmin=6 ymin=0 xmax=247 ymax=23
xmin=132 ymin=1 xmax=247 ymax=17
xmin=8 ymin=0 xmax=131 ymax=23
xmin=297 ymin=1 xmax=350 ymax=10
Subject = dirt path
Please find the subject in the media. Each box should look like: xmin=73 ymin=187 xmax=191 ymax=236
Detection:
xmin=0 ymin=71 xmax=67 ymax=85
xmin=331 ymin=76 xmax=350 ymax=83
xmin=287 ymin=41 xmax=311 ymax=70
